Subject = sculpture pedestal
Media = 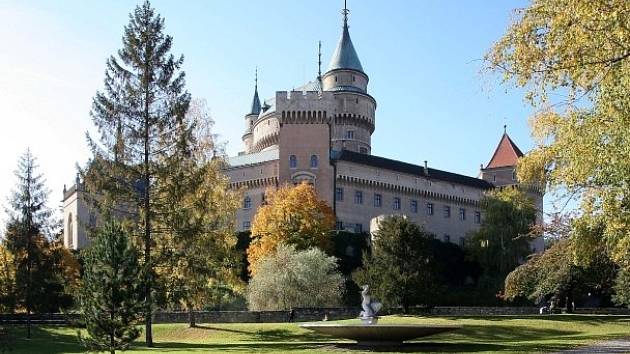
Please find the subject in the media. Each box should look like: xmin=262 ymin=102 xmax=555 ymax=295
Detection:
xmin=360 ymin=316 xmax=379 ymax=325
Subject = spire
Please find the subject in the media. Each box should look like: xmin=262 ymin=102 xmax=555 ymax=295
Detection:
xmin=249 ymin=67 xmax=261 ymax=115
xmin=317 ymin=41 xmax=322 ymax=82
xmin=327 ymin=0 xmax=364 ymax=73
xmin=485 ymin=129 xmax=524 ymax=169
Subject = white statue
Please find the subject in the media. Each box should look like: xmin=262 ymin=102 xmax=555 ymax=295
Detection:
xmin=359 ymin=285 xmax=382 ymax=324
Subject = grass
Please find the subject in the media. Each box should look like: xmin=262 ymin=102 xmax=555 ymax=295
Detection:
xmin=5 ymin=314 xmax=630 ymax=353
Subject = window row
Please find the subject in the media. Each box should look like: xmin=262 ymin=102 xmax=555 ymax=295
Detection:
xmin=289 ymin=154 xmax=319 ymax=169
xmin=335 ymin=188 xmax=481 ymax=223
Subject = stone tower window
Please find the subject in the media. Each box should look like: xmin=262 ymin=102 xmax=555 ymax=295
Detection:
xmin=243 ymin=196 xmax=252 ymax=209
xmin=374 ymin=194 xmax=382 ymax=208
xmin=289 ymin=155 xmax=297 ymax=169
xmin=427 ymin=203 xmax=434 ymax=215
xmin=354 ymin=190 xmax=363 ymax=204
xmin=459 ymin=208 xmax=466 ymax=221
xmin=67 ymin=213 xmax=73 ymax=248
xmin=410 ymin=200 xmax=418 ymax=213
xmin=443 ymin=205 xmax=451 ymax=218
xmin=310 ymin=155 xmax=318 ymax=169
xmin=345 ymin=130 xmax=354 ymax=139
xmin=393 ymin=197 xmax=401 ymax=210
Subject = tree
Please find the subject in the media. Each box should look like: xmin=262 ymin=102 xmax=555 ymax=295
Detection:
xmin=0 ymin=246 xmax=16 ymax=313
xmin=78 ymin=221 xmax=144 ymax=354
xmin=246 ymin=244 xmax=344 ymax=311
xmin=247 ymin=183 xmax=335 ymax=274
xmin=486 ymin=0 xmax=630 ymax=287
xmin=504 ymin=238 xmax=616 ymax=311
xmin=85 ymin=1 xmax=190 ymax=345
xmin=467 ymin=187 xmax=537 ymax=288
xmin=4 ymin=149 xmax=56 ymax=338
xmin=155 ymin=99 xmax=242 ymax=327
xmin=354 ymin=216 xmax=441 ymax=313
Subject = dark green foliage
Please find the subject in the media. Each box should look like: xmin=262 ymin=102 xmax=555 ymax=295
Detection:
xmin=353 ymin=216 xmax=441 ymax=313
xmin=468 ymin=188 xmax=537 ymax=292
xmin=84 ymin=0 xmax=190 ymax=345
xmin=78 ymin=221 xmax=144 ymax=354
xmin=235 ymin=231 xmax=252 ymax=282
xmin=613 ymin=269 xmax=630 ymax=308
xmin=4 ymin=149 xmax=61 ymax=338
xmin=505 ymin=238 xmax=616 ymax=310
xmin=331 ymin=231 xmax=370 ymax=306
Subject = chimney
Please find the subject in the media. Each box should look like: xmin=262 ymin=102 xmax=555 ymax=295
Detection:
xmin=423 ymin=160 xmax=429 ymax=176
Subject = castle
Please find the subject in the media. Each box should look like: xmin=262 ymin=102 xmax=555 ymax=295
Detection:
xmin=62 ymin=4 xmax=544 ymax=252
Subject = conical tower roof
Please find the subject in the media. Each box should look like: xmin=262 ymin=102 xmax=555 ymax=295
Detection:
xmin=486 ymin=129 xmax=524 ymax=169
xmin=248 ymin=68 xmax=261 ymax=115
xmin=327 ymin=3 xmax=364 ymax=73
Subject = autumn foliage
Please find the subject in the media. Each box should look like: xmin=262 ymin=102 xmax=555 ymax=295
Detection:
xmin=247 ymin=183 xmax=335 ymax=274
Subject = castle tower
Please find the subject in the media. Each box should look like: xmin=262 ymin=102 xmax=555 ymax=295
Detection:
xmin=480 ymin=127 xmax=545 ymax=235
xmin=322 ymin=2 xmax=376 ymax=154
xmin=242 ymin=68 xmax=261 ymax=154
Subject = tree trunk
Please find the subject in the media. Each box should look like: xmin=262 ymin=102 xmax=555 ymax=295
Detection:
xmin=188 ymin=308 xmax=196 ymax=328
xmin=143 ymin=85 xmax=153 ymax=348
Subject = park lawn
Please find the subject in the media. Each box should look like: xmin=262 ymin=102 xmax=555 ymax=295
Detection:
xmin=7 ymin=314 xmax=630 ymax=353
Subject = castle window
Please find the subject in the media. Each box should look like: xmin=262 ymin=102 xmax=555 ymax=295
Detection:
xmin=67 ymin=214 xmax=73 ymax=248
xmin=261 ymin=193 xmax=266 ymax=205
xmin=346 ymin=130 xmax=354 ymax=139
xmin=335 ymin=75 xmax=338 ymax=82
xmin=427 ymin=202 xmax=434 ymax=215
xmin=459 ymin=208 xmax=466 ymax=221
xmin=243 ymin=196 xmax=252 ymax=209
xmin=310 ymin=155 xmax=319 ymax=169
xmin=443 ymin=234 xmax=450 ymax=243
xmin=374 ymin=194 xmax=382 ymax=207
xmin=410 ymin=200 xmax=418 ymax=213
xmin=393 ymin=197 xmax=401 ymax=210
xmin=354 ymin=190 xmax=363 ymax=204
xmin=493 ymin=174 xmax=496 ymax=182
xmin=352 ymin=75 xmax=356 ymax=82
xmin=355 ymin=223 xmax=363 ymax=233
xmin=289 ymin=155 xmax=297 ymax=169
xmin=475 ymin=211 xmax=481 ymax=224
xmin=243 ymin=221 xmax=251 ymax=230
xmin=336 ymin=220 xmax=343 ymax=230
xmin=443 ymin=205 xmax=451 ymax=218
xmin=336 ymin=187 xmax=344 ymax=201
xmin=512 ymin=170 xmax=517 ymax=180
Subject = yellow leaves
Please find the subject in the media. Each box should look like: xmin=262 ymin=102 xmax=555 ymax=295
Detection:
xmin=247 ymin=183 xmax=335 ymax=275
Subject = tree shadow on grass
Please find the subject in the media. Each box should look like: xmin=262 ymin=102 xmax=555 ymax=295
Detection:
xmin=9 ymin=325 xmax=84 ymax=354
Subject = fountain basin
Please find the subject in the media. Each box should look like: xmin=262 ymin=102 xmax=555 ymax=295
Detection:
xmin=300 ymin=323 xmax=461 ymax=346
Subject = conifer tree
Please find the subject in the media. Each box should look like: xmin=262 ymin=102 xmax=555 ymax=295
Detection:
xmin=78 ymin=221 xmax=144 ymax=354
xmin=84 ymin=0 xmax=190 ymax=345
xmin=4 ymin=149 xmax=55 ymax=339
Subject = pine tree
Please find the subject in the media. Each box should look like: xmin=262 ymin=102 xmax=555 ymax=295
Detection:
xmin=4 ymin=149 xmax=55 ymax=339
xmin=78 ymin=221 xmax=144 ymax=354
xmin=85 ymin=0 xmax=190 ymax=345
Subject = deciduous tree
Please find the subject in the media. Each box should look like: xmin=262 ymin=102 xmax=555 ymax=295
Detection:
xmin=486 ymin=0 xmax=630 ymax=288
xmin=247 ymin=244 xmax=344 ymax=311
xmin=248 ymin=183 xmax=335 ymax=274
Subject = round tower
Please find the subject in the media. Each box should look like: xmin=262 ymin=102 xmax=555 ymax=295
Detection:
xmin=322 ymin=3 xmax=376 ymax=154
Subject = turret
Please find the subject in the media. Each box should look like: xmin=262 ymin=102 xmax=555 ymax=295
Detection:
xmin=322 ymin=2 xmax=376 ymax=155
xmin=242 ymin=68 xmax=261 ymax=153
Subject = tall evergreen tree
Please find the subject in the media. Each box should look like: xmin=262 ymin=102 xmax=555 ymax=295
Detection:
xmin=78 ymin=221 xmax=144 ymax=354
xmin=85 ymin=0 xmax=190 ymax=345
xmin=4 ymin=149 xmax=55 ymax=339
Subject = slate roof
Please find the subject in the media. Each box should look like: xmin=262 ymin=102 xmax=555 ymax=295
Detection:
xmin=336 ymin=150 xmax=494 ymax=190
xmin=249 ymin=88 xmax=261 ymax=115
xmin=228 ymin=148 xmax=279 ymax=167
xmin=327 ymin=18 xmax=364 ymax=73
xmin=486 ymin=133 xmax=524 ymax=169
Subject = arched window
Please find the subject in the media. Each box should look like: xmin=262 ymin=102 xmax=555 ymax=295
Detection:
xmin=310 ymin=155 xmax=318 ymax=169
xmin=289 ymin=155 xmax=297 ymax=169
xmin=67 ymin=214 xmax=74 ymax=248
xmin=243 ymin=196 xmax=252 ymax=209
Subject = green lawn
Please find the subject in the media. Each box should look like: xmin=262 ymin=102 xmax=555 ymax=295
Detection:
xmin=6 ymin=315 xmax=630 ymax=353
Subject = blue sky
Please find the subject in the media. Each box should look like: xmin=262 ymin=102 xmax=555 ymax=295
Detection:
xmin=1 ymin=0 xmax=552 ymax=225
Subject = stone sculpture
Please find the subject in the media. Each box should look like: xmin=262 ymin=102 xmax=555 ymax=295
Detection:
xmin=359 ymin=285 xmax=382 ymax=324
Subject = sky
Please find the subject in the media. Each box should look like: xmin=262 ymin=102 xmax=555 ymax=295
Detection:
xmin=0 ymin=0 xmax=552 ymax=227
